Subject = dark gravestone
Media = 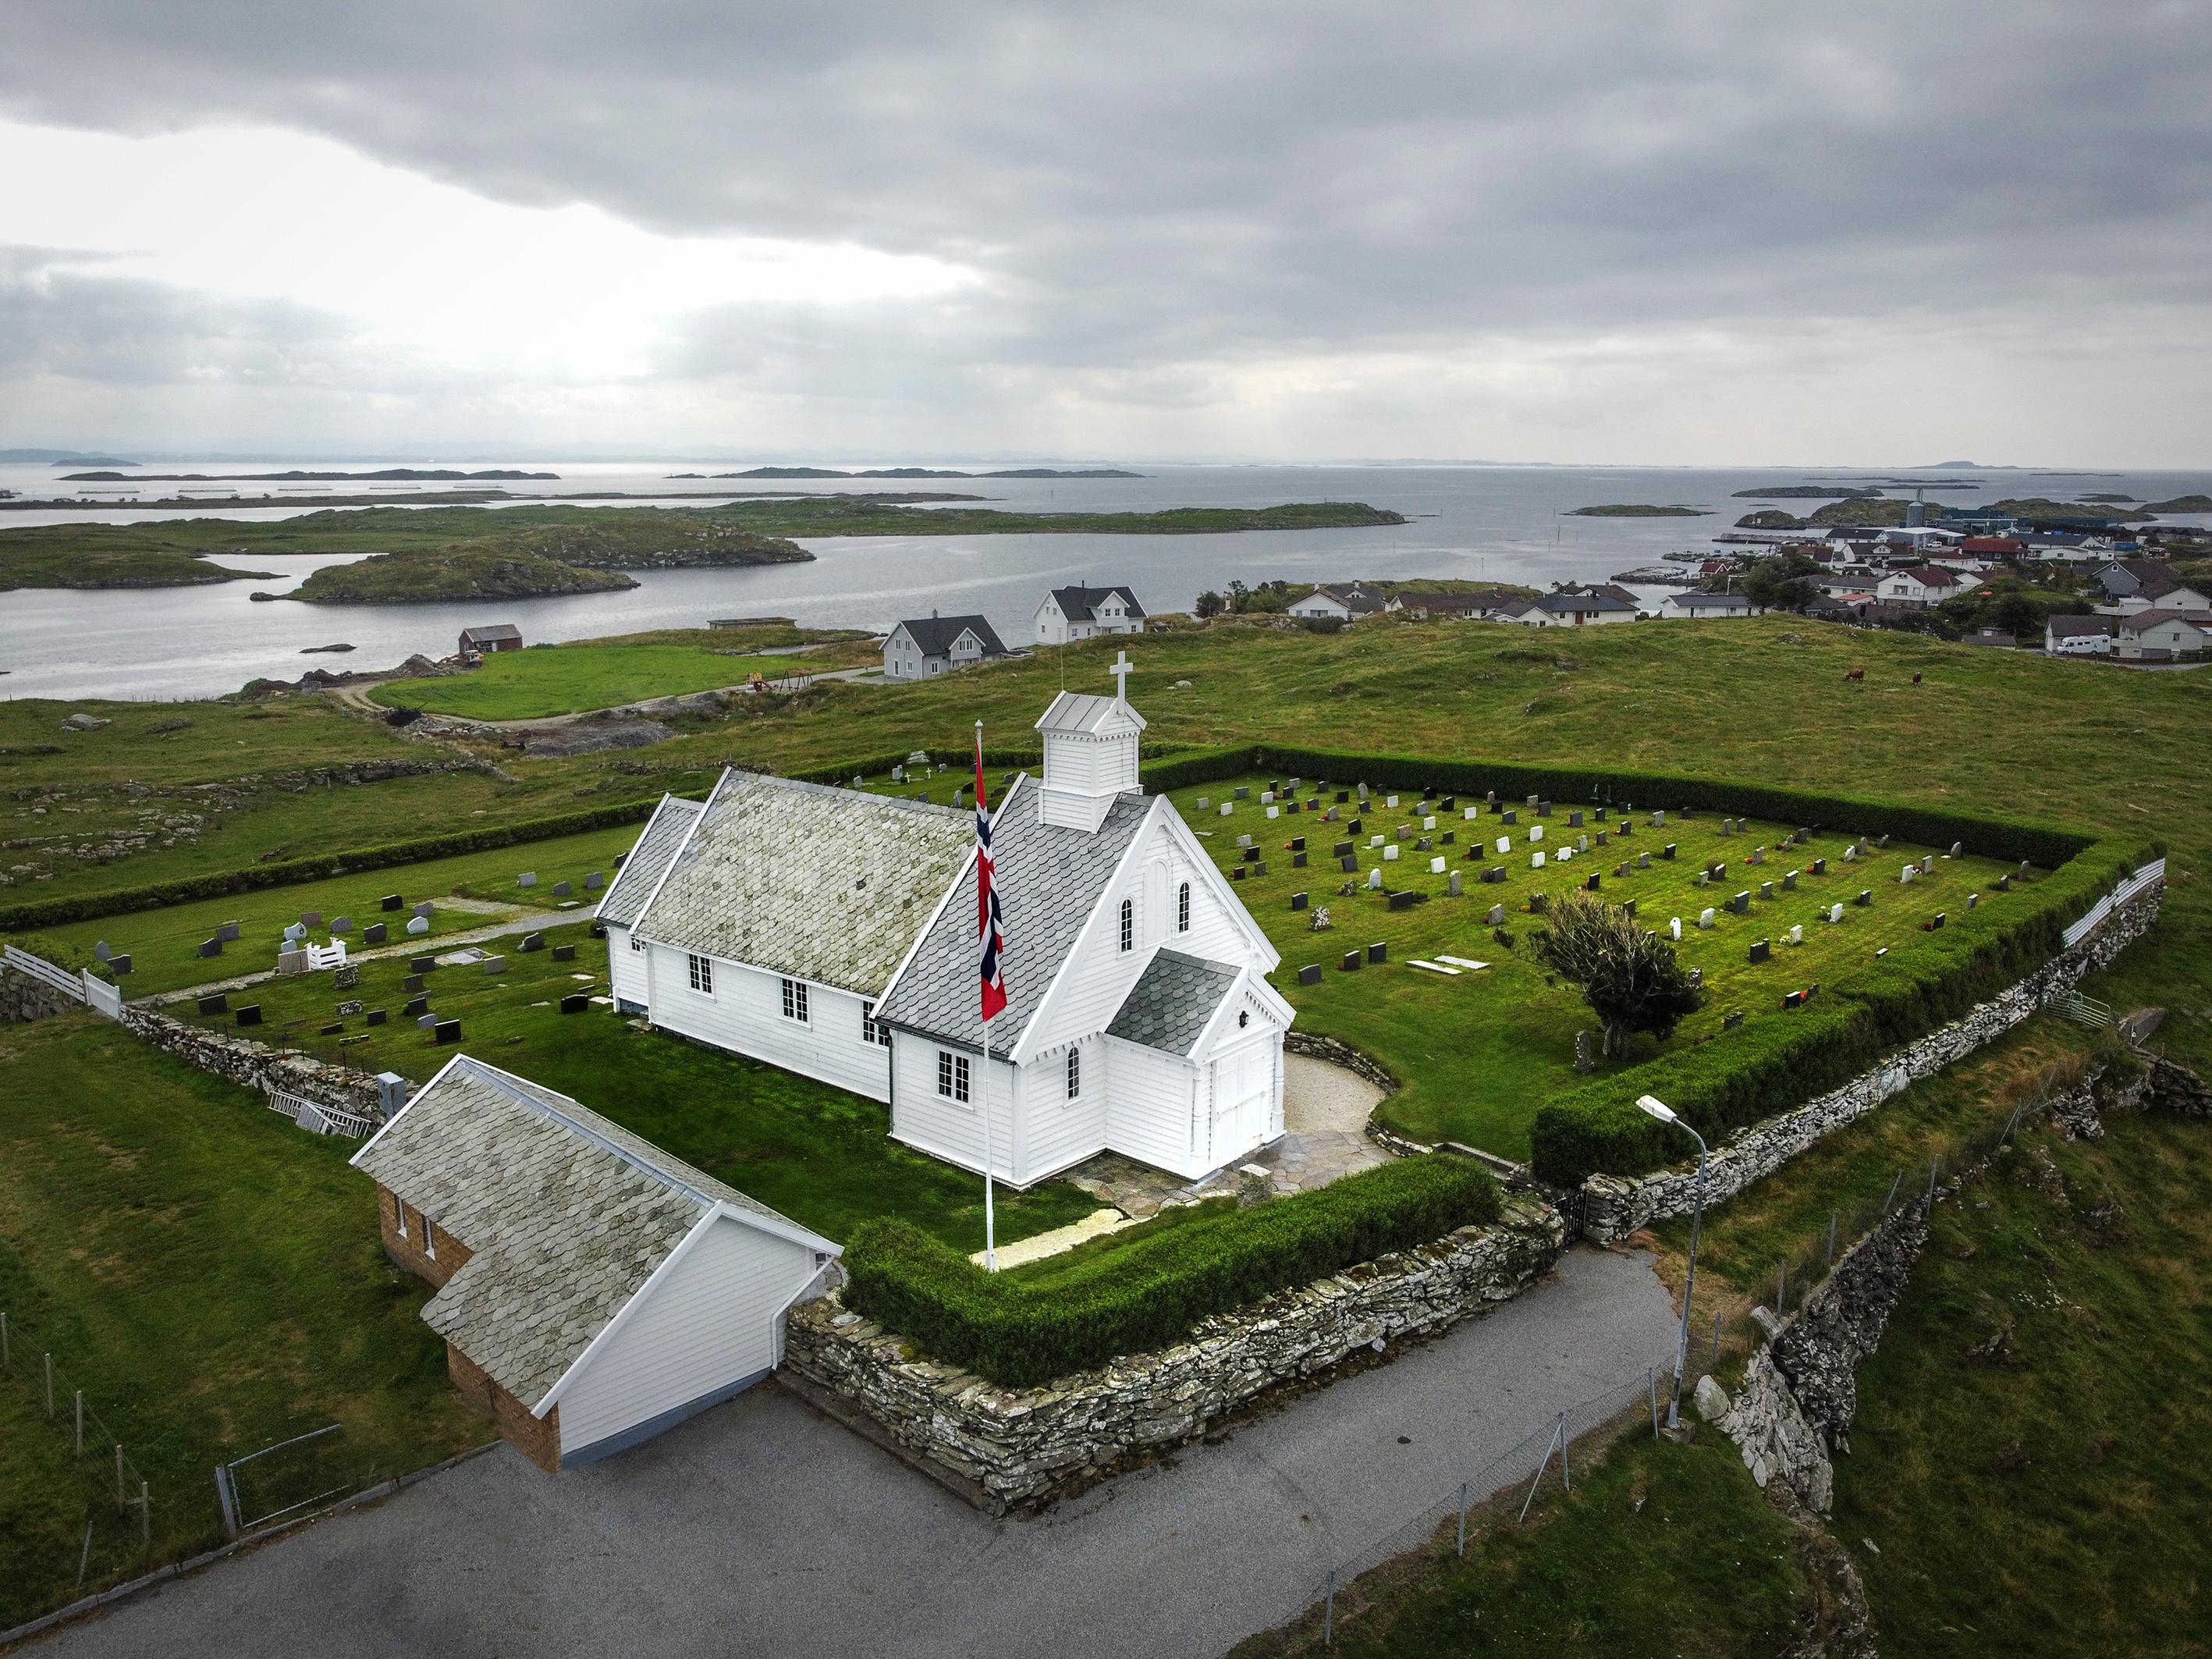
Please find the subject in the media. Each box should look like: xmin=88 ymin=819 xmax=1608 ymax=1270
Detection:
xmin=109 ymin=955 xmax=132 ymax=975
xmin=217 ymin=921 xmax=241 ymax=943
xmin=330 ymin=917 xmax=352 ymax=935
xmin=301 ymin=911 xmax=322 ymax=927
xmin=1348 ymin=818 xmax=1364 ymax=835
xmin=1340 ymin=951 xmax=1362 ymax=972
xmin=1617 ymin=819 xmax=1633 ymax=837
xmin=1243 ymin=847 xmax=1260 ymax=863
xmin=433 ymin=1019 xmax=463 ymax=1045
xmin=552 ymin=881 xmax=572 ymax=898
xmin=1291 ymin=892 xmax=1309 ymax=911
xmin=1760 ymin=881 xmax=1774 ymax=901
xmin=1290 ymin=836 xmax=1307 ymax=852
xmin=1594 ymin=806 xmax=1607 ymax=821
xmin=1251 ymin=861 xmax=1268 ymax=877
xmin=1622 ymin=899 xmax=1637 ymax=919
xmin=1662 ymin=843 xmax=1677 ymax=860
xmin=1335 ymin=790 xmax=1350 ymax=803
xmin=235 ymin=1005 xmax=261 ymax=1027
xmin=1298 ymin=964 xmax=1323 ymax=986
xmin=552 ymin=943 xmax=577 ymax=962
xmin=404 ymin=996 xmax=429 ymax=1017
xmin=403 ymin=974 xmax=424 ymax=992
xmin=1234 ymin=787 xmax=1249 ymax=800
xmin=1440 ymin=830 xmax=1454 ymax=845
xmin=1538 ymin=801 xmax=1552 ymax=817
xmin=585 ymin=871 xmax=605 ymax=890
xmin=1340 ymin=855 xmax=1358 ymax=874
xmin=197 ymin=993 xmax=228 ymax=1015
xmin=364 ymin=922 xmax=388 ymax=945
xmin=1440 ymin=795 xmax=1456 ymax=811
xmin=1292 ymin=851 xmax=1308 ymax=869
xmin=1857 ymin=889 xmax=1873 ymax=907
xmin=197 ymin=938 xmax=222 ymax=959
xmin=381 ymin=893 xmax=403 ymax=911
xmin=411 ymin=957 xmax=435 ymax=974
xmin=1783 ymin=990 xmax=1803 ymax=1009
xmin=1995 ymin=873 xmax=2011 ymax=892
xmin=519 ymin=933 xmax=545 ymax=952
xmin=1367 ymin=941 xmax=1389 ymax=963
xmin=319 ymin=1022 xmax=344 ymax=1036
xmin=1723 ymin=1011 xmax=1745 ymax=1031
xmin=1930 ymin=912 xmax=1947 ymax=930
xmin=414 ymin=901 xmax=435 ymax=918
xmin=1501 ymin=809 xmax=1518 ymax=825
xmin=1812 ymin=858 xmax=1827 ymax=876
xmin=1585 ymin=874 xmax=1601 ymax=892
xmin=1232 ymin=867 xmax=1246 ymax=882
xmin=1568 ymin=810 xmax=1584 ymax=827
xmin=1732 ymin=890 xmax=1752 ymax=914
xmin=1485 ymin=865 xmax=1507 ymax=883
xmin=1781 ymin=873 xmax=1795 ymax=893
xmin=1416 ymin=837 xmax=1433 ymax=853
xmin=560 ymin=993 xmax=589 ymax=1014
xmin=1749 ymin=939 xmax=1771 ymax=964
xmin=1333 ymin=840 xmax=1355 ymax=858
xmin=367 ymin=1008 xmax=388 ymax=1027
xmin=1387 ymin=891 xmax=1418 ymax=911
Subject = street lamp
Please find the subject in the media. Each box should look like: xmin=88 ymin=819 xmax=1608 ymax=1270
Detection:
xmin=1638 ymin=1094 xmax=1708 ymax=1430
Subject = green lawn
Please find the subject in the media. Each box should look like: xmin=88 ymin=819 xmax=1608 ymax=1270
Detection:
xmin=0 ymin=1015 xmax=485 ymax=1625
xmin=1142 ymin=774 xmax=2026 ymax=1160
xmin=1237 ymin=1429 xmax=1807 ymax=1657
xmin=1830 ymin=1115 xmax=2212 ymax=1657
xmin=162 ymin=919 xmax=1092 ymax=1252
xmin=370 ymin=641 xmax=826 ymax=721
xmin=26 ymin=823 xmax=648 ymax=996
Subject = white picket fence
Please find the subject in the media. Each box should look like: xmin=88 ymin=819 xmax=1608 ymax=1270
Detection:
xmin=263 ymin=1085 xmax=375 ymax=1139
xmin=4 ymin=943 xmax=126 ymax=1020
xmin=2062 ymin=858 xmax=2166 ymax=949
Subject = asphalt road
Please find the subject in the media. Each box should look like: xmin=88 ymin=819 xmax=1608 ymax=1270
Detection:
xmin=29 ymin=1246 xmax=1677 ymax=1659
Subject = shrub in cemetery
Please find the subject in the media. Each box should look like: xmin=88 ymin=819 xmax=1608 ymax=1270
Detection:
xmin=1529 ymin=890 xmax=1705 ymax=1060
xmin=842 ymin=1155 xmax=1502 ymax=1387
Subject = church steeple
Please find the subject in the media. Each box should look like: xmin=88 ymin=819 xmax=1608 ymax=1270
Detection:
xmin=1033 ymin=652 xmax=1147 ymax=832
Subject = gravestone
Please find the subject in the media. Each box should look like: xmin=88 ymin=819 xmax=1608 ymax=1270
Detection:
xmin=1638 ymin=852 xmax=1651 ymax=870
xmin=1829 ymin=903 xmax=1845 ymax=923
xmin=1698 ymin=908 xmax=1716 ymax=929
xmin=1340 ymin=854 xmax=1359 ymax=873
xmin=1529 ymin=825 xmax=1544 ymax=844
xmin=407 ymin=915 xmax=430 ymax=936
xmin=405 ymin=995 xmax=429 ymax=1017
xmin=1497 ymin=837 xmax=1512 ymax=855
xmin=1292 ymin=851 xmax=1308 ymax=869
xmin=1261 ymin=790 xmax=1274 ymax=805
xmin=1367 ymin=868 xmax=1383 ymax=890
xmin=1368 ymin=941 xmax=1388 ymax=963
xmin=110 ymin=955 xmax=131 ymax=975
xmin=331 ymin=917 xmax=353 ymax=935
xmin=410 ymin=956 xmax=434 ymax=974
xmin=1857 ymin=889 xmax=1873 ymax=907
xmin=1747 ymin=848 xmax=1763 ymax=866
xmin=1617 ymin=818 xmax=1632 ymax=837
xmin=1447 ymin=871 xmax=1462 ymax=896
xmin=1585 ymin=873 xmax=1601 ymax=892
xmin=1688 ymin=968 xmax=1702 ymax=989
xmin=367 ymin=1009 xmax=388 ymax=1027
xmin=1299 ymin=964 xmax=1323 ymax=986
xmin=333 ymin=963 xmax=360 ymax=989
xmin=1536 ymin=799 xmax=1550 ymax=815
xmin=337 ymin=999 xmax=365 ymax=1018
xmin=1733 ymin=890 xmax=1752 ymax=915
xmin=1669 ymin=916 xmax=1682 ymax=940
xmin=584 ymin=872 xmax=604 ymax=890
xmin=1720 ymin=818 xmax=1734 ymax=835
xmin=94 ymin=941 xmax=112 ymax=962
xmin=1788 ymin=924 xmax=1803 ymax=944
xmin=1266 ymin=806 xmax=1278 ymax=819
xmin=217 ymin=921 xmax=242 ymax=943
xmin=302 ymin=911 xmax=322 ymax=927
xmin=518 ymin=872 xmax=537 ymax=888
xmin=1811 ymin=858 xmax=1826 ymax=876
xmin=1348 ymin=819 xmax=1364 ymax=834
xmin=1694 ymin=871 xmax=1708 ymax=887
xmin=381 ymin=893 xmax=404 ymax=911
xmin=1291 ymin=892 xmax=1309 ymax=911
xmin=1334 ymin=840 xmax=1355 ymax=858
xmin=1231 ymin=866 xmax=1245 ymax=882
xmin=1440 ymin=830 xmax=1455 ymax=845
xmin=1966 ymin=892 xmax=1979 ymax=911
xmin=1595 ymin=806 xmax=1607 ymax=821
xmin=1901 ymin=864 xmax=1917 ymax=884
xmin=414 ymin=901 xmax=435 ymax=918
xmin=402 ymin=974 xmax=424 ymax=992
xmin=364 ymin=922 xmax=388 ymax=945
xmin=1234 ymin=787 xmax=1249 ymax=800
xmin=320 ymin=1023 xmax=344 ymax=1037
xmin=1385 ymin=794 xmax=1398 ymax=808
xmin=1995 ymin=873 xmax=2011 ymax=891
xmin=1487 ymin=903 xmax=1506 ymax=926
xmin=1502 ymin=809 xmax=1517 ymax=825
xmin=2018 ymin=859 xmax=2031 ymax=877
xmin=1760 ymin=881 xmax=1774 ymax=901
xmin=520 ymin=933 xmax=545 ymax=952
xmin=1653 ymin=810 xmax=1666 ymax=826
xmin=481 ymin=956 xmax=506 ymax=975
xmin=235 ymin=1005 xmax=261 ymax=1027
xmin=1341 ymin=951 xmax=1362 ymax=972
xmin=1430 ymin=857 xmax=1447 ymax=874
xmin=552 ymin=881 xmax=572 ymax=898
xmin=1487 ymin=865 xmax=1507 ymax=883
xmin=1387 ymin=891 xmax=1418 ymax=911
xmin=1291 ymin=836 xmax=1307 ymax=852
xmin=1337 ymin=790 xmax=1350 ymax=803
xmin=197 ymin=993 xmax=228 ymax=1015
xmin=417 ymin=1014 xmax=438 ymax=1030
xmin=1220 ymin=803 xmax=1234 ymax=817
xmin=1576 ymin=835 xmax=1589 ymax=853
xmin=434 ymin=1020 xmax=463 ymax=1044
xmin=1724 ymin=1011 xmax=1745 ymax=1031
xmin=1568 ymin=810 xmax=1584 ymax=828
xmin=560 ymin=994 xmax=589 ymax=1014
xmin=1237 ymin=833 xmax=1253 ymax=849
xmin=1930 ymin=912 xmax=1946 ymax=930
xmin=1784 ymin=990 xmax=1804 ymax=1010
xmin=1532 ymin=851 xmax=1546 ymax=868
xmin=1951 ymin=840 xmax=1962 ymax=857
xmin=1663 ymin=843 xmax=1678 ymax=860
xmin=1922 ymin=856 xmax=1935 ymax=876
xmin=1782 ymin=872 xmax=1796 ymax=892
xmin=198 ymin=938 xmax=222 ymax=958
xmin=1622 ymin=900 xmax=1637 ymax=919
xmin=1574 ymin=1032 xmax=1596 ymax=1074
xmin=590 ymin=922 xmax=606 ymax=939
xmin=1253 ymin=859 xmax=1269 ymax=876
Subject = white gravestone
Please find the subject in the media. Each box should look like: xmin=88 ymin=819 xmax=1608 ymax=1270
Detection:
xmin=1698 ymin=908 xmax=1716 ymax=929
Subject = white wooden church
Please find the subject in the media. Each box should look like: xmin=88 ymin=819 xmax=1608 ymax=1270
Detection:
xmin=598 ymin=662 xmax=1292 ymax=1185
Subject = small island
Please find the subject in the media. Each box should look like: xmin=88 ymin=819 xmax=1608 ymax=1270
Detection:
xmin=708 ymin=465 xmax=1143 ymax=480
xmin=58 ymin=468 xmax=559 ymax=483
xmin=1729 ymin=485 xmax=1882 ymax=499
xmin=280 ymin=549 xmax=642 ymax=606
xmin=2145 ymin=494 xmax=2212 ymax=513
xmin=1568 ymin=503 xmax=1711 ymax=517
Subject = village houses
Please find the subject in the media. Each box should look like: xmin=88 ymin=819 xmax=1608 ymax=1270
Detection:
xmin=1033 ymin=584 xmax=1146 ymax=644
xmin=881 ymin=613 xmax=1010 ymax=680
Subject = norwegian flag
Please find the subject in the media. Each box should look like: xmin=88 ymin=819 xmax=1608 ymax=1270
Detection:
xmin=975 ymin=730 xmax=1007 ymax=1022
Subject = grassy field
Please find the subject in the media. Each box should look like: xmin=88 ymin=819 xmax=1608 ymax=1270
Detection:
xmin=0 ymin=1015 xmax=485 ymax=1625
xmin=159 ymin=918 xmax=1092 ymax=1251
xmin=367 ymin=634 xmax=872 ymax=721
xmin=1830 ymin=1114 xmax=2212 ymax=1657
xmin=1237 ymin=1429 xmax=1807 ymax=1657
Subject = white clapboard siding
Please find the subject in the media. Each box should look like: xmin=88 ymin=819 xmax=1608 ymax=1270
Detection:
xmin=605 ymin=925 xmax=649 ymax=1009
xmin=886 ymin=1033 xmax=1022 ymax=1181
xmin=1014 ymin=1040 xmax=1110 ymax=1185
xmin=1103 ymin=1036 xmax=1202 ymax=1176
xmin=555 ymin=1215 xmax=818 ymax=1458
xmin=643 ymin=944 xmax=892 ymax=1103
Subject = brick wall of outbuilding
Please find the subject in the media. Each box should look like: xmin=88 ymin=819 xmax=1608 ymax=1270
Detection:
xmin=448 ymin=1344 xmax=562 ymax=1473
xmin=376 ymin=1184 xmax=472 ymax=1288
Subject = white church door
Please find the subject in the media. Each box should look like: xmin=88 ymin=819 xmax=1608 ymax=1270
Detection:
xmin=1209 ymin=1040 xmax=1274 ymax=1165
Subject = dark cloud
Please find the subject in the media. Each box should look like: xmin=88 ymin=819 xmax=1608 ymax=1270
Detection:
xmin=2 ymin=2 xmax=2209 ymax=452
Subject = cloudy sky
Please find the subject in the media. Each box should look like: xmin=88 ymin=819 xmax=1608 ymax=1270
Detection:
xmin=3 ymin=2 xmax=2208 ymax=464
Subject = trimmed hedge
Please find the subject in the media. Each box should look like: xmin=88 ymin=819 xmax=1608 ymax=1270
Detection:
xmin=1526 ymin=832 xmax=2162 ymax=1185
xmin=842 ymin=1154 xmax=1502 ymax=1387
xmin=0 ymin=796 xmax=673 ymax=933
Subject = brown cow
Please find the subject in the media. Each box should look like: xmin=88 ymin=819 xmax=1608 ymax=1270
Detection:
xmin=1845 ymin=667 xmax=1866 ymax=682
xmin=1912 ymin=671 xmax=1923 ymax=684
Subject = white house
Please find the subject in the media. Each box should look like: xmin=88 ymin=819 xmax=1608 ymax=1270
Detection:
xmin=1287 ymin=582 xmax=1393 ymax=622
xmin=1503 ymin=591 xmax=1638 ymax=627
xmin=604 ymin=659 xmax=1292 ymax=1187
xmin=1034 ymin=584 xmax=1146 ymax=645
xmin=2044 ymin=615 xmax=2115 ymax=656
xmin=882 ymin=613 xmax=1010 ymax=680
xmin=2115 ymin=609 xmax=2212 ymax=662
xmin=2107 ymin=579 xmax=2211 ymax=617
xmin=353 ymin=1054 xmax=839 ymax=1472
xmin=1876 ymin=565 xmax=1968 ymax=609
xmin=1661 ymin=591 xmax=1758 ymax=620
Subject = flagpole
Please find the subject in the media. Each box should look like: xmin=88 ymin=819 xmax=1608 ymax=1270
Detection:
xmin=978 ymin=718 xmax=998 ymax=1273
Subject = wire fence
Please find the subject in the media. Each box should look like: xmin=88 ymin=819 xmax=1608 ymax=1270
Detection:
xmin=0 ymin=1309 xmax=155 ymax=1595
xmin=1289 ymin=1359 xmax=1673 ymax=1648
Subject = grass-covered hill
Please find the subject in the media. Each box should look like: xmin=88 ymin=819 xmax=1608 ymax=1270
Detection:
xmin=279 ymin=546 xmax=643 ymax=605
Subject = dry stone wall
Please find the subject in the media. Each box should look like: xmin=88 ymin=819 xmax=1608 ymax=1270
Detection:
xmin=116 ymin=1005 xmax=393 ymax=1117
xmin=1580 ymin=876 xmax=2163 ymax=1243
xmin=784 ymin=1195 xmax=1566 ymax=1511
xmin=0 ymin=964 xmax=81 ymax=1022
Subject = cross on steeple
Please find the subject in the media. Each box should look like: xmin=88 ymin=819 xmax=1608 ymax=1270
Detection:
xmin=1110 ymin=649 xmax=1132 ymax=703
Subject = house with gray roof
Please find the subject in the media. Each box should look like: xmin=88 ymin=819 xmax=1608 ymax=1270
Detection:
xmin=882 ymin=613 xmax=1009 ymax=680
xmin=1034 ymin=584 xmax=1147 ymax=645
xmin=352 ymin=1055 xmax=837 ymax=1472
xmin=605 ymin=659 xmax=1292 ymax=1185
